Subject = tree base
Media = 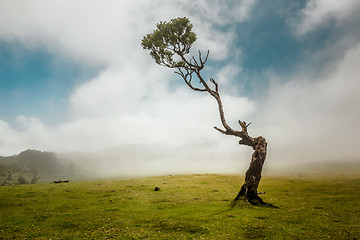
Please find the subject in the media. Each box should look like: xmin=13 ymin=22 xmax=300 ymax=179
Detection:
xmin=230 ymin=136 xmax=277 ymax=207
xmin=234 ymin=195 xmax=266 ymax=206
xmin=231 ymin=193 xmax=278 ymax=208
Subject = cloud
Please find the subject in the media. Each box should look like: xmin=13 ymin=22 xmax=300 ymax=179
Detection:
xmin=0 ymin=0 xmax=359 ymax=176
xmin=295 ymin=0 xmax=360 ymax=35
xmin=257 ymin=42 xmax=360 ymax=165
xmin=0 ymin=0 xmax=256 ymax=155
xmin=0 ymin=89 xmax=255 ymax=160
xmin=179 ymin=0 xmax=256 ymax=24
xmin=0 ymin=0 xmax=255 ymax=64
xmin=69 ymin=65 xmax=168 ymax=118
xmin=0 ymin=0 xmax=258 ymax=156
xmin=258 ymin=0 xmax=360 ymax=166
xmin=0 ymin=120 xmax=22 ymax=155
xmin=0 ymin=1 xmax=149 ymax=65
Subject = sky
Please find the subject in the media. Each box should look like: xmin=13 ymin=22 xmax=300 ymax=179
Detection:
xmin=0 ymin=0 xmax=360 ymax=171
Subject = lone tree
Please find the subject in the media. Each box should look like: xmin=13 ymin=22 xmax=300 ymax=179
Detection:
xmin=142 ymin=17 xmax=268 ymax=205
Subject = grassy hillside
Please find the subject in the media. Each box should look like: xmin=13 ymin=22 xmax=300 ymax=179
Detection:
xmin=0 ymin=174 xmax=359 ymax=239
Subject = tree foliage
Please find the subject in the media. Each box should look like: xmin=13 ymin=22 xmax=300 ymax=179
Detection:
xmin=141 ymin=17 xmax=197 ymax=68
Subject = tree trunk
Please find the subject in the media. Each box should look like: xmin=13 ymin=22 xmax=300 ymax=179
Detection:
xmin=234 ymin=136 xmax=267 ymax=205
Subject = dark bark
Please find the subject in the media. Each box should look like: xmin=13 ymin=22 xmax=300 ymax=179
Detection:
xmin=233 ymin=136 xmax=268 ymax=205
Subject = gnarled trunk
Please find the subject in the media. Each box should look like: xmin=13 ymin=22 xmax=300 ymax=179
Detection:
xmin=234 ymin=136 xmax=267 ymax=205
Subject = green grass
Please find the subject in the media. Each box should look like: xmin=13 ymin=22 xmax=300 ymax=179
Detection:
xmin=0 ymin=174 xmax=359 ymax=239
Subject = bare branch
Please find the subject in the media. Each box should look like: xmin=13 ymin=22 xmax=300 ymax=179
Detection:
xmin=198 ymin=51 xmax=204 ymax=70
xmin=209 ymin=78 xmax=219 ymax=94
xmin=191 ymin=56 xmax=199 ymax=67
xmin=186 ymin=81 xmax=207 ymax=92
xmin=238 ymin=120 xmax=250 ymax=133
xmin=198 ymin=50 xmax=209 ymax=69
xmin=175 ymin=68 xmax=206 ymax=92
xmin=174 ymin=70 xmax=184 ymax=78
xmin=204 ymin=50 xmax=209 ymax=64
xmin=214 ymin=126 xmax=227 ymax=134
xmin=174 ymin=48 xmax=254 ymax=146
xmin=178 ymin=52 xmax=198 ymax=69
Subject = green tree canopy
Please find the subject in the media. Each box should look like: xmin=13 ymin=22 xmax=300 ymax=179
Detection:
xmin=141 ymin=17 xmax=197 ymax=68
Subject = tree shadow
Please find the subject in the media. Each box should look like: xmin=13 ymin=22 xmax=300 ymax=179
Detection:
xmin=230 ymin=197 xmax=279 ymax=209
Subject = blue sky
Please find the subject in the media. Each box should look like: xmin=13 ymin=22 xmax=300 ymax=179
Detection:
xmin=0 ymin=42 xmax=99 ymax=124
xmin=234 ymin=1 xmax=305 ymax=72
xmin=0 ymin=0 xmax=360 ymax=170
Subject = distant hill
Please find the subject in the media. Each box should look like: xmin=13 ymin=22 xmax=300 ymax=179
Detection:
xmin=0 ymin=154 xmax=18 ymax=163
xmin=0 ymin=150 xmax=60 ymax=185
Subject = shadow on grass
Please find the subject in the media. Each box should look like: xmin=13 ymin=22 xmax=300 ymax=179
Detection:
xmin=230 ymin=198 xmax=279 ymax=209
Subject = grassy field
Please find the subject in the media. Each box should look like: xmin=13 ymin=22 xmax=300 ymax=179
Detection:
xmin=0 ymin=174 xmax=359 ymax=239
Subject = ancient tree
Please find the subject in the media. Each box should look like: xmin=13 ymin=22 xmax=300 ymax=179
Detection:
xmin=142 ymin=17 xmax=268 ymax=205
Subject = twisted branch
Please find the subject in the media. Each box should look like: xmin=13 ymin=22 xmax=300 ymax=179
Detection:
xmin=175 ymin=68 xmax=206 ymax=92
xmin=210 ymin=78 xmax=218 ymax=95
xmin=175 ymin=51 xmax=255 ymax=148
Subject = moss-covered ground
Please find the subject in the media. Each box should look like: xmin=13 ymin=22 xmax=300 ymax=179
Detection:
xmin=0 ymin=174 xmax=359 ymax=239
